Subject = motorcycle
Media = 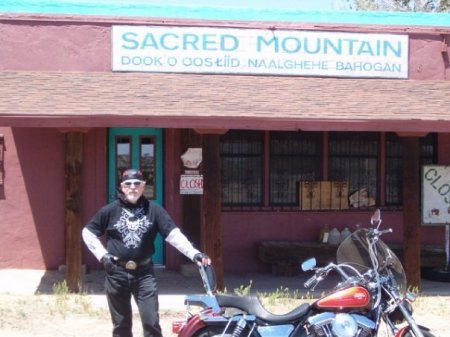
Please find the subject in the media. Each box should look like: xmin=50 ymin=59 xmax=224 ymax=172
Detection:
xmin=173 ymin=209 xmax=435 ymax=337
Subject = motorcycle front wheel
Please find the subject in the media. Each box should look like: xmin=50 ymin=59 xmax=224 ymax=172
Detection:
xmin=401 ymin=326 xmax=436 ymax=337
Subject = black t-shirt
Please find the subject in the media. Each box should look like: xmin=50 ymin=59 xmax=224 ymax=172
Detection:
xmin=84 ymin=196 xmax=176 ymax=261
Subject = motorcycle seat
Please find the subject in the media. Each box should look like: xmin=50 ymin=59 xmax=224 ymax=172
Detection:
xmin=215 ymin=294 xmax=310 ymax=324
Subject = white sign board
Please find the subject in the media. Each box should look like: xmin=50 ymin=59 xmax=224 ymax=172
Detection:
xmin=112 ymin=26 xmax=409 ymax=79
xmin=180 ymin=174 xmax=203 ymax=195
xmin=422 ymin=165 xmax=450 ymax=225
xmin=181 ymin=148 xmax=202 ymax=169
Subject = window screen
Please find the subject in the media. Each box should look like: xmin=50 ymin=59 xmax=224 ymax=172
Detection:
xmin=220 ymin=130 xmax=263 ymax=205
xmin=270 ymin=131 xmax=322 ymax=205
xmin=329 ymin=132 xmax=379 ymax=208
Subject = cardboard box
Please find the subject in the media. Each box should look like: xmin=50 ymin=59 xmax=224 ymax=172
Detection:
xmin=331 ymin=181 xmax=349 ymax=210
xmin=320 ymin=181 xmax=332 ymax=209
xmin=300 ymin=181 xmax=348 ymax=210
xmin=300 ymin=181 xmax=321 ymax=210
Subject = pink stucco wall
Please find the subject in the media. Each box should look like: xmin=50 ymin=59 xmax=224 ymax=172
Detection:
xmin=409 ymin=34 xmax=450 ymax=80
xmin=0 ymin=21 xmax=110 ymax=71
xmin=0 ymin=127 xmax=107 ymax=269
xmin=0 ymin=19 xmax=448 ymax=79
xmin=221 ymin=211 xmax=445 ymax=273
xmin=0 ymin=127 xmax=65 ymax=268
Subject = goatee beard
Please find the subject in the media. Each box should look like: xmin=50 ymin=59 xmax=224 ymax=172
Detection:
xmin=126 ymin=194 xmax=140 ymax=204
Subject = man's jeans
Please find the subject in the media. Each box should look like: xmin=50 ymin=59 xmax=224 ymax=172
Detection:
xmin=105 ymin=264 xmax=162 ymax=337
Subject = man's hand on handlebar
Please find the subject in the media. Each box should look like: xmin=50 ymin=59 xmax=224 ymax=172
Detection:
xmin=193 ymin=252 xmax=211 ymax=267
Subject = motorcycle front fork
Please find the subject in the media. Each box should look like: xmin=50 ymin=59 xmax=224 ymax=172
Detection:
xmin=398 ymin=303 xmax=425 ymax=337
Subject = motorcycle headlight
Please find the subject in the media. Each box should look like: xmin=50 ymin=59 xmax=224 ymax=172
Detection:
xmin=388 ymin=302 xmax=413 ymax=324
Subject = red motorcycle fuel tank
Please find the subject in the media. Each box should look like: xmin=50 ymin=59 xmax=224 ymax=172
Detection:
xmin=314 ymin=286 xmax=371 ymax=310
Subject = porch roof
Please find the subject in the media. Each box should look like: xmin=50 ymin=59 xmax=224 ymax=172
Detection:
xmin=1 ymin=71 xmax=449 ymax=132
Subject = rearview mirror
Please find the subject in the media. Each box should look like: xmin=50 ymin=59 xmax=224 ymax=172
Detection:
xmin=370 ymin=209 xmax=381 ymax=226
xmin=301 ymin=258 xmax=317 ymax=272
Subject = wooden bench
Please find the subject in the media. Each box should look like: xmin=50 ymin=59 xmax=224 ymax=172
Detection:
xmin=259 ymin=240 xmax=446 ymax=276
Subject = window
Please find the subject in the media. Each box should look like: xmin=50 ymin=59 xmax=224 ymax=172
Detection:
xmin=385 ymin=133 xmax=437 ymax=205
xmin=421 ymin=133 xmax=437 ymax=165
xmin=220 ymin=131 xmax=437 ymax=209
xmin=270 ymin=131 xmax=322 ymax=205
xmin=115 ymin=136 xmax=131 ymax=186
xmin=140 ymin=137 xmax=156 ymax=200
xmin=329 ymin=132 xmax=379 ymax=207
xmin=220 ymin=130 xmax=263 ymax=205
xmin=385 ymin=133 xmax=402 ymax=205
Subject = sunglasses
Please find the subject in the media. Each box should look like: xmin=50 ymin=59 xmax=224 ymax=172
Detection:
xmin=122 ymin=180 xmax=143 ymax=187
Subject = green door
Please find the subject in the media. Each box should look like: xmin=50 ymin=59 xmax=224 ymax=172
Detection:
xmin=108 ymin=128 xmax=164 ymax=265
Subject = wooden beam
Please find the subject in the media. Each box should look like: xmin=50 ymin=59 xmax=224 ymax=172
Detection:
xmin=402 ymin=137 xmax=421 ymax=289
xmin=65 ymin=132 xmax=83 ymax=293
xmin=194 ymin=129 xmax=228 ymax=135
xmin=201 ymin=134 xmax=224 ymax=290
xmin=396 ymin=132 xmax=428 ymax=138
xmin=58 ymin=128 xmax=90 ymax=133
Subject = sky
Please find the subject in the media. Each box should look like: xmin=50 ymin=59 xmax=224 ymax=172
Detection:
xmin=2 ymin=0 xmax=449 ymax=27
xmin=122 ymin=0 xmax=351 ymax=10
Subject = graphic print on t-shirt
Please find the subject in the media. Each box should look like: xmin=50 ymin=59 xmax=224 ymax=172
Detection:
xmin=114 ymin=208 xmax=150 ymax=248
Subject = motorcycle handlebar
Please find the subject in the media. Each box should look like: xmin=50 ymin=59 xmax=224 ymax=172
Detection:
xmin=304 ymin=262 xmax=360 ymax=291
xmin=304 ymin=264 xmax=334 ymax=289
xmin=367 ymin=227 xmax=393 ymax=239
xmin=304 ymin=274 xmax=319 ymax=289
xmin=198 ymin=264 xmax=216 ymax=295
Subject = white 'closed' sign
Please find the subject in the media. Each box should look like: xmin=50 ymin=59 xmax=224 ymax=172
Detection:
xmin=180 ymin=175 xmax=203 ymax=195
xmin=422 ymin=165 xmax=450 ymax=225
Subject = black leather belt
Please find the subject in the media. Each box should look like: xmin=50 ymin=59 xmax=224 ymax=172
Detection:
xmin=117 ymin=257 xmax=151 ymax=270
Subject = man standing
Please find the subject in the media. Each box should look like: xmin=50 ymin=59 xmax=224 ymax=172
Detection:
xmin=82 ymin=168 xmax=210 ymax=337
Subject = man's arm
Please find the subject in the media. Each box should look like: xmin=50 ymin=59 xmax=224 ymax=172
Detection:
xmin=165 ymin=228 xmax=201 ymax=261
xmin=82 ymin=227 xmax=108 ymax=261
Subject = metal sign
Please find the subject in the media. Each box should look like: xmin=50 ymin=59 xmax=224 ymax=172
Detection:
xmin=112 ymin=26 xmax=409 ymax=79
xmin=422 ymin=165 xmax=450 ymax=225
xmin=180 ymin=174 xmax=203 ymax=195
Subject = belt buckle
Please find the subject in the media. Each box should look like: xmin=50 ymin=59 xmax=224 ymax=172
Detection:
xmin=125 ymin=260 xmax=137 ymax=270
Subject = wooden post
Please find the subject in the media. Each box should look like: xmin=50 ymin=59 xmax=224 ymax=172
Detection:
xmin=201 ymin=134 xmax=224 ymax=290
xmin=65 ymin=132 xmax=83 ymax=293
xmin=402 ymin=137 xmax=421 ymax=289
xmin=181 ymin=130 xmax=202 ymax=250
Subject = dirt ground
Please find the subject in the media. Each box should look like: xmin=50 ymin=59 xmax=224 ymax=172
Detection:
xmin=0 ymin=293 xmax=185 ymax=337
xmin=0 ymin=292 xmax=449 ymax=337
xmin=0 ymin=268 xmax=449 ymax=337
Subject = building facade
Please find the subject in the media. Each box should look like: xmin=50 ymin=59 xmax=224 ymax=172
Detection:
xmin=1 ymin=2 xmax=450 ymax=279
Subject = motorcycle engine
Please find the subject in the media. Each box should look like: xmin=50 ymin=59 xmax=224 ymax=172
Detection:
xmin=307 ymin=312 xmax=376 ymax=337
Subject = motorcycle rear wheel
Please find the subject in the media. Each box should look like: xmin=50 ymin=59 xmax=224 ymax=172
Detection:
xmin=192 ymin=326 xmax=233 ymax=337
xmin=402 ymin=326 xmax=436 ymax=337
